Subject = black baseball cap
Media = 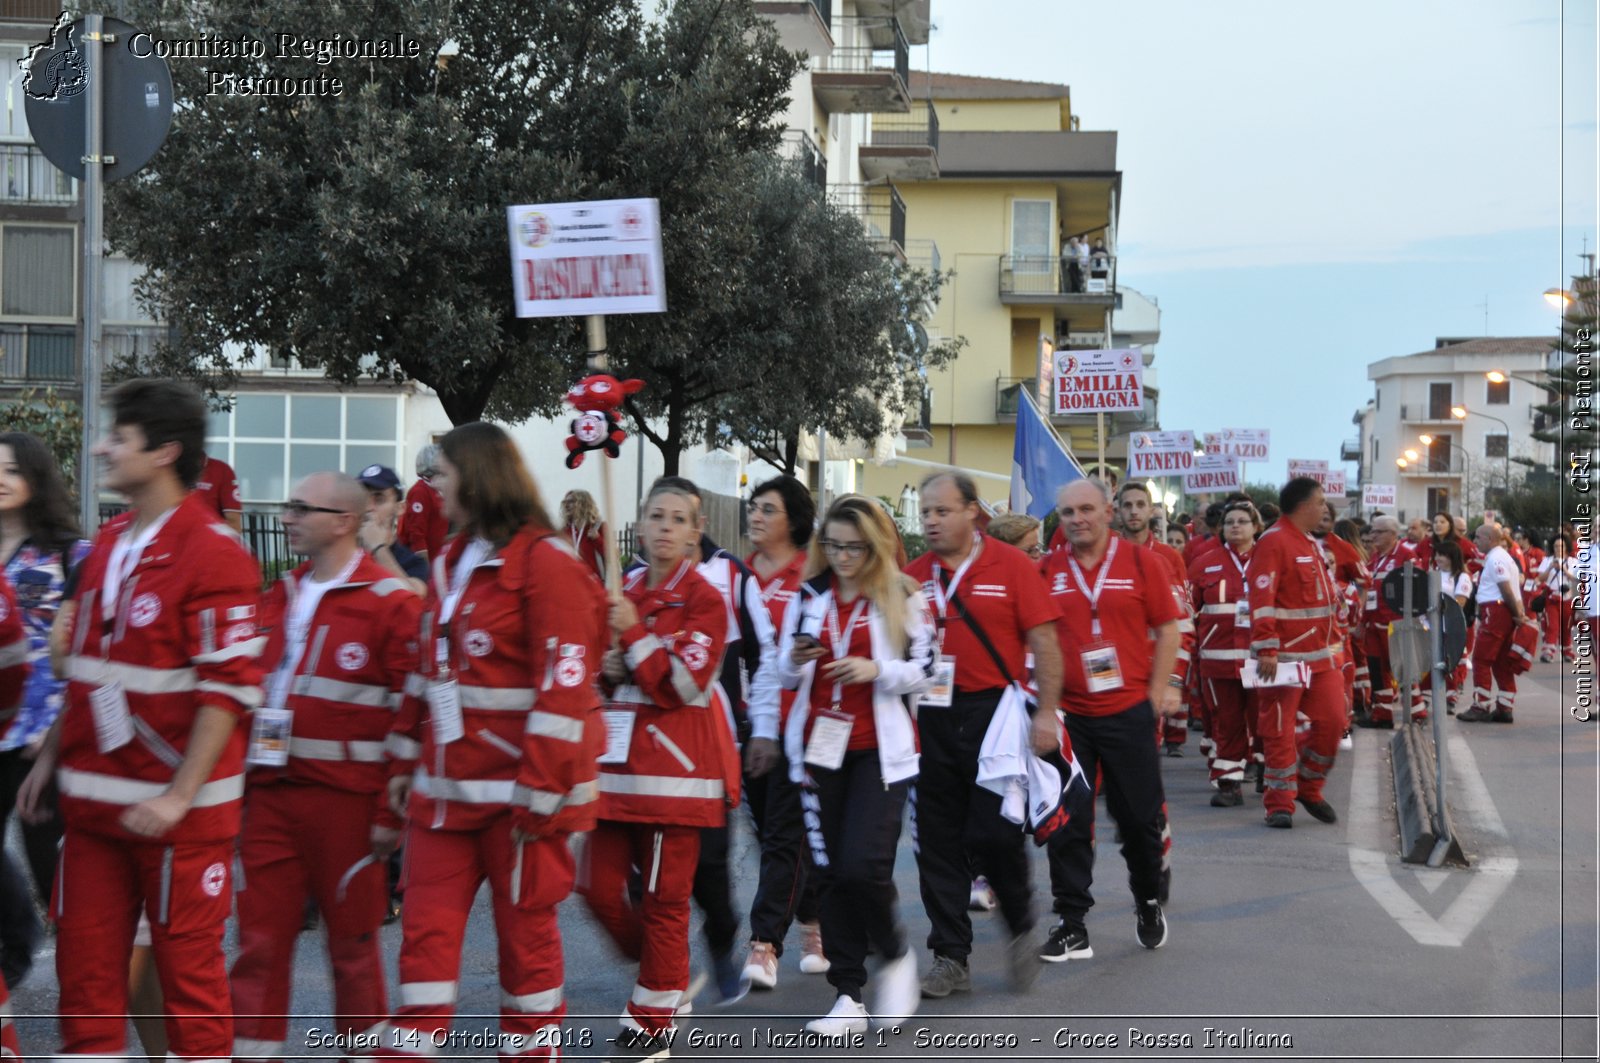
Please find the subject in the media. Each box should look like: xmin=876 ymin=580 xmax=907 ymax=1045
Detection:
xmin=357 ymin=464 xmax=402 ymax=491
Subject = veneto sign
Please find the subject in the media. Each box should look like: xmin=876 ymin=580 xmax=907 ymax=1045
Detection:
xmin=1129 ymin=431 xmax=1196 ymax=475
xmin=1053 ymin=348 xmax=1144 ymax=414
xmin=1204 ymin=428 xmax=1271 ymax=461
xmin=1183 ymin=454 xmax=1241 ymax=494
xmin=507 ymin=198 xmax=667 ymax=318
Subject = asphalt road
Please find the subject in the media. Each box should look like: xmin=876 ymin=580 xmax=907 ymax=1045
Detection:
xmin=9 ymin=658 xmax=1598 ymax=1061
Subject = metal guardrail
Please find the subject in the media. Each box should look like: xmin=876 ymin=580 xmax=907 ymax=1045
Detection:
xmin=904 ymin=237 xmax=940 ymax=275
xmin=0 ymin=143 xmax=77 ymax=204
xmin=1000 ymin=253 xmax=1116 ymax=297
xmin=817 ymin=15 xmax=908 ymax=87
xmin=868 ymin=101 xmax=938 ymax=153
xmin=828 ymin=181 xmax=905 ymax=255
xmin=1399 ymin=404 xmax=1458 ymax=422
xmin=780 ymin=129 xmax=827 ymax=195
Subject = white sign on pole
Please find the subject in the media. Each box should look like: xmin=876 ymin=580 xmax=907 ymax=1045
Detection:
xmin=1320 ymin=470 xmax=1348 ymax=495
xmin=1053 ymin=348 xmax=1144 ymax=414
xmin=507 ymin=198 xmax=667 ymax=318
xmin=1183 ymin=454 xmax=1241 ymax=494
xmin=1204 ymin=428 xmax=1271 ymax=461
xmin=1129 ymin=431 xmax=1196 ymax=476
xmin=1288 ymin=459 xmax=1329 ymax=480
xmin=1362 ymin=483 xmax=1397 ymax=509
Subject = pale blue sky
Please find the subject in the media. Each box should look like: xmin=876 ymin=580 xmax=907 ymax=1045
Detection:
xmin=921 ymin=0 xmax=1596 ymax=484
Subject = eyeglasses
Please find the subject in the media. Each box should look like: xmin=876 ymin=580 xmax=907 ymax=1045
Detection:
xmin=747 ymin=501 xmax=784 ymax=517
xmin=1024 ymin=544 xmax=1046 ymax=559
xmin=283 ymin=501 xmax=349 ymax=517
xmin=820 ymin=540 xmax=867 ymax=558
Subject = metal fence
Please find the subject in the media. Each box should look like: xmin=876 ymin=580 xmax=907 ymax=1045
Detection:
xmin=99 ymin=504 xmax=295 ymax=586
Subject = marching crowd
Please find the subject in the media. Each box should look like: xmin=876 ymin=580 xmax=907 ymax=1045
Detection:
xmin=0 ymin=377 xmax=1590 ymax=1063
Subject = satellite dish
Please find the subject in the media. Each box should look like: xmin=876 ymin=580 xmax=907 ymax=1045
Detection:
xmin=23 ymin=15 xmax=173 ymax=184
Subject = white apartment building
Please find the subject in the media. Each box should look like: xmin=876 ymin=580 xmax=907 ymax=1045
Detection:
xmin=1353 ymin=336 xmax=1559 ymax=522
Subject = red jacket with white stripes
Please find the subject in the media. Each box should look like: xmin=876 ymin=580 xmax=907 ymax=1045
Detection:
xmin=59 ymin=494 xmax=265 ymax=843
xmin=1318 ymin=532 xmax=1369 ymax=634
xmin=1362 ymin=541 xmax=1418 ymax=628
xmin=1133 ymin=534 xmax=1194 ymax=685
xmin=253 ymin=555 xmax=423 ymax=829
xmin=1244 ymin=518 xmax=1341 ymax=675
xmin=600 ymin=559 xmax=738 ymax=829
xmin=1188 ymin=543 xmax=1253 ymax=679
xmin=0 ymin=572 xmax=28 ymax=714
xmin=388 ymin=526 xmax=607 ymax=836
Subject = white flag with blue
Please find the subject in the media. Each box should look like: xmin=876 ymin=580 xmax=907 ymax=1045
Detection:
xmin=1009 ymin=388 xmax=1085 ymax=518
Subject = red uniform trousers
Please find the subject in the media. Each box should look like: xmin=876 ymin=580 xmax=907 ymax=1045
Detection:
xmin=1257 ymin=668 xmax=1345 ymax=817
xmin=1471 ymin=602 xmax=1520 ymax=714
xmin=1351 ymin=641 xmax=1371 ymax=714
xmin=381 ymin=820 xmax=573 ymax=1059
xmin=231 ymin=785 xmax=389 ymax=1060
xmin=578 ymin=823 xmax=700 ymax=1035
xmin=53 ymin=828 xmax=234 ymax=1060
xmin=1201 ymin=678 xmax=1253 ymax=785
xmin=1543 ymin=596 xmax=1572 ymax=658
xmin=0 ymin=976 xmax=20 ymax=1060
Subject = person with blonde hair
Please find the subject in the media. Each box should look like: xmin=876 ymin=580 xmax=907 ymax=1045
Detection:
xmin=559 ymin=489 xmax=608 ymax=581
xmin=777 ymin=495 xmax=934 ymax=1036
xmin=986 ymin=513 xmax=1044 ymax=560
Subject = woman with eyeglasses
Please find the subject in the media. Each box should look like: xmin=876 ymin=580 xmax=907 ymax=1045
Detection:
xmin=1188 ymin=500 xmax=1262 ymax=807
xmin=380 ymin=422 xmax=608 ymax=1059
xmin=987 ymin=513 xmax=1044 ymax=560
xmin=777 ymin=495 xmax=934 ymax=1038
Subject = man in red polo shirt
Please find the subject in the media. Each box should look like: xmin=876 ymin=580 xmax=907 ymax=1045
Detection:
xmin=905 ymin=472 xmax=1063 ymax=1001
xmin=1040 ymin=478 xmax=1180 ymax=960
xmin=1247 ymin=477 xmax=1346 ymax=828
xmin=396 ymin=444 xmax=448 ymax=564
xmin=194 ymin=452 xmax=243 ymax=533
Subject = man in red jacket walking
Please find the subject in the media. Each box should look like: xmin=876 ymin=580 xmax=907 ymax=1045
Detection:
xmin=17 ymin=378 xmax=266 ymax=1062
xmin=1246 ymin=477 xmax=1345 ymax=829
xmin=397 ymin=444 xmax=449 ymax=564
xmin=230 ymin=472 xmax=423 ymax=1060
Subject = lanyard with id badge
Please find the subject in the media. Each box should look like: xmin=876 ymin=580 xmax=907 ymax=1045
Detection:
xmin=429 ymin=541 xmax=490 ymax=745
xmin=1226 ymin=548 xmax=1251 ymax=629
xmin=88 ymin=517 xmax=170 ymax=754
xmin=920 ymin=538 xmax=983 ymax=708
xmin=1069 ymin=538 xmax=1124 ymax=693
xmin=804 ymin=596 xmax=868 ymax=770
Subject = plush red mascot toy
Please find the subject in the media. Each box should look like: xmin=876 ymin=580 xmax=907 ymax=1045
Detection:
xmin=565 ymin=374 xmax=644 ymax=469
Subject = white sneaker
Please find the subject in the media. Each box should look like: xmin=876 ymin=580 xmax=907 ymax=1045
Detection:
xmin=967 ymin=876 xmax=997 ymax=912
xmin=1339 ymin=730 xmax=1353 ymax=750
xmin=798 ymin=921 xmax=830 ymax=974
xmin=742 ymin=941 xmax=778 ymax=990
xmin=805 ymin=994 xmax=870 ymax=1038
xmin=870 ymin=950 xmax=919 ymax=1028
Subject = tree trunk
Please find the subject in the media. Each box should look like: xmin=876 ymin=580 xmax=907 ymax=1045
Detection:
xmin=782 ymin=430 xmax=799 ymax=475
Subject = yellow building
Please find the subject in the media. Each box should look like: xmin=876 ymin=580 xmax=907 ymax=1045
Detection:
xmin=855 ymin=72 xmax=1160 ymax=508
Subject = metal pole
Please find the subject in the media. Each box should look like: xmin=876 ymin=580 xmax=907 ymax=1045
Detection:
xmin=1096 ymin=411 xmax=1105 ymax=483
xmin=817 ymin=424 xmax=829 ymax=514
xmin=1400 ymin=559 xmax=1415 ymax=718
xmin=584 ymin=314 xmax=621 ymax=593
xmin=1426 ymin=567 xmax=1453 ymax=865
xmin=79 ymin=13 xmax=105 ymax=536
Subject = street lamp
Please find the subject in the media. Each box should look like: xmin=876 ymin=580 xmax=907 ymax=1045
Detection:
xmin=1451 ymin=404 xmax=1512 ymax=502
xmin=1404 ymin=449 xmax=1420 ymax=462
xmin=1396 ymin=458 xmax=1408 ymax=470
xmin=1545 ymin=287 xmax=1574 ymax=310
xmin=1418 ymin=434 xmax=1434 ymax=445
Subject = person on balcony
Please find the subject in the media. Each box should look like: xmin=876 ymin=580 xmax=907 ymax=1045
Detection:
xmin=1061 ymin=237 xmax=1084 ymax=293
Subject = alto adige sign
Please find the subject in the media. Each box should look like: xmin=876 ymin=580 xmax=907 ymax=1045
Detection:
xmin=1053 ymin=348 xmax=1144 ymax=414
xmin=507 ymin=198 xmax=667 ymax=318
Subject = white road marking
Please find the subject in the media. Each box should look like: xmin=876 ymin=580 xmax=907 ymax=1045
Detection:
xmin=1411 ymin=867 xmax=1449 ymax=894
xmin=1346 ymin=730 xmax=1518 ymax=946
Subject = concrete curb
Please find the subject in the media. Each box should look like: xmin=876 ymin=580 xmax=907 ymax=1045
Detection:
xmin=1389 ymin=724 xmax=1467 ymax=866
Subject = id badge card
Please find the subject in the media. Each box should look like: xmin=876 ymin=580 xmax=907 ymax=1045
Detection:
xmin=1365 ymin=589 xmax=1378 ymax=612
xmin=247 ymin=706 xmax=293 ymax=767
xmin=919 ymin=655 xmax=956 ymax=708
xmin=1235 ymin=599 xmax=1251 ymax=628
xmin=428 ymin=679 xmax=465 ymax=745
xmin=434 ymin=636 xmax=452 ymax=677
xmin=599 ymin=710 xmax=636 ymax=765
xmin=1080 ymin=643 xmax=1124 ymax=693
xmin=89 ymin=681 xmax=134 ymax=753
xmin=803 ymin=710 xmax=852 ymax=771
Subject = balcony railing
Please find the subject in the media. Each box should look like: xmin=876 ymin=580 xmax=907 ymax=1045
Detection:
xmin=1340 ymin=437 xmax=1362 ymax=462
xmin=828 ymin=181 xmax=905 ymax=257
xmin=999 ymin=253 xmax=1116 ymax=299
xmin=1399 ymin=403 xmax=1459 ymax=423
xmin=780 ymin=129 xmax=827 ymax=195
xmin=817 ymin=16 xmax=908 ymax=86
xmin=868 ymin=100 xmax=938 ymax=153
xmin=904 ymin=237 xmax=940 ymax=275
xmin=0 ymin=143 xmax=77 ymax=205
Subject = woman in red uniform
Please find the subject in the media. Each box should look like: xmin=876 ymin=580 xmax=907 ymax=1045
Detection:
xmin=582 ymin=479 xmax=739 ymax=1062
xmin=559 ymin=489 xmax=608 ymax=581
xmin=380 ymin=422 xmax=607 ymax=1061
xmin=777 ymin=496 xmax=933 ymax=1037
xmin=1188 ymin=500 xmax=1261 ymax=807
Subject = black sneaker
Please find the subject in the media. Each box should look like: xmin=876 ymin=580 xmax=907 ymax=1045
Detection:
xmin=1135 ymin=900 xmax=1167 ymax=949
xmin=919 ymin=953 xmax=971 ymax=998
xmin=1265 ymin=811 xmax=1293 ymax=829
xmin=1039 ymin=920 xmax=1093 ymax=963
xmin=1457 ymin=707 xmax=1492 ymax=723
xmin=1298 ymin=797 xmax=1338 ymax=824
xmin=1489 ymin=709 xmax=1514 ymax=724
xmin=1163 ymin=743 xmax=1184 ymax=758
xmin=1210 ymin=781 xmax=1243 ymax=807
xmin=609 ymin=1026 xmax=675 ymax=1063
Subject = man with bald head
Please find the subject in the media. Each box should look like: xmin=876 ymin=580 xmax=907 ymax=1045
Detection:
xmin=1357 ymin=514 xmax=1419 ymax=728
xmin=1459 ymin=520 xmax=1533 ymax=723
xmin=1040 ymin=479 xmax=1181 ymax=956
xmin=230 ymin=473 xmax=424 ymax=1060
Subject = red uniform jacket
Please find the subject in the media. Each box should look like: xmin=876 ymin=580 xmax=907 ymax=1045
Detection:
xmin=1245 ymin=518 xmax=1341 ymax=674
xmin=0 ymin=572 xmax=29 ymax=714
xmin=1188 ymin=544 xmax=1252 ymax=679
xmin=1319 ymin=533 xmax=1370 ymax=634
xmin=1134 ymin=534 xmax=1194 ymax=685
xmin=563 ymin=522 xmax=608 ymax=582
xmin=60 ymin=494 xmax=265 ymax=843
xmin=389 ymin=527 xmax=607 ymax=836
xmin=398 ymin=478 xmax=449 ymax=561
xmin=600 ymin=559 xmax=738 ymax=829
xmin=253 ymin=556 xmax=423 ymax=829
xmin=1362 ymin=541 xmax=1418 ymax=628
